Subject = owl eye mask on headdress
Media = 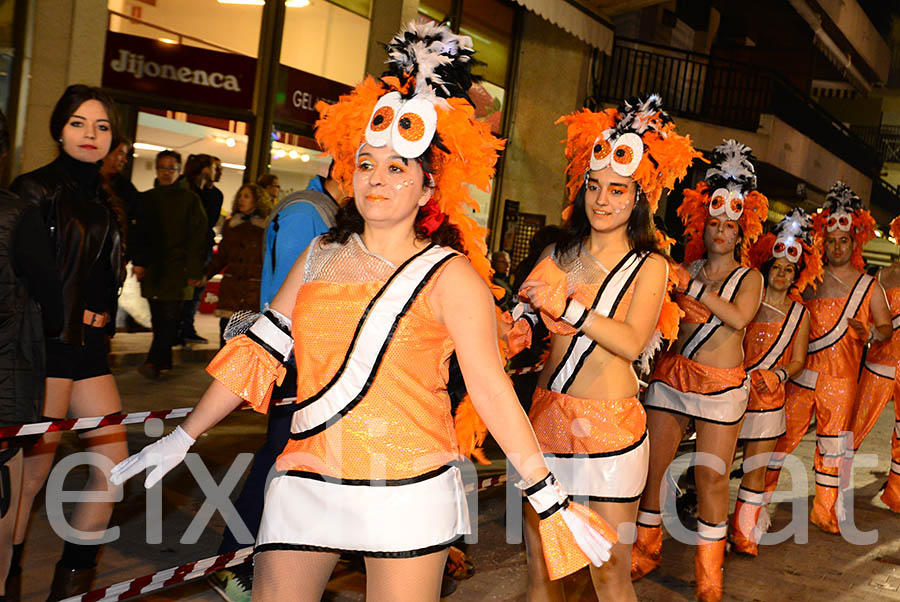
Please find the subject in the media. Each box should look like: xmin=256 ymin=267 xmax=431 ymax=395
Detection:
xmin=708 ymin=188 xmax=744 ymax=221
xmin=590 ymin=131 xmax=643 ymax=176
xmin=772 ymin=238 xmax=803 ymax=263
xmin=826 ymin=210 xmax=853 ymax=232
xmin=364 ymin=92 xmax=438 ymax=159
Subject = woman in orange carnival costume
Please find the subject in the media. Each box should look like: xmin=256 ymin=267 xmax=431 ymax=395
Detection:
xmin=849 ymin=215 xmax=900 ymax=511
xmin=729 ymin=208 xmax=818 ymax=556
xmin=634 ymin=139 xmax=767 ymax=602
xmin=109 ymin=21 xmax=617 ymax=601
xmin=511 ymin=95 xmax=698 ymax=601
xmin=764 ymin=182 xmax=891 ymax=534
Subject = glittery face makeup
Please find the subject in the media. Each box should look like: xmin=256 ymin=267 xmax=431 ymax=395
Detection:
xmin=353 ymin=144 xmax=431 ymax=224
xmin=824 ymin=229 xmax=854 ymax=266
xmin=583 ymin=168 xmax=637 ymax=232
xmin=703 ymin=216 xmax=740 ymax=255
xmin=767 ymin=257 xmax=798 ymax=292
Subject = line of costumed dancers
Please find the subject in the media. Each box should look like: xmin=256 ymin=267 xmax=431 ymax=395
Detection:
xmin=108 ymin=20 xmax=900 ymax=602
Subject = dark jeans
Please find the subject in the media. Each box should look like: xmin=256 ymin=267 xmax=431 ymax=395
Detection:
xmin=147 ymin=299 xmax=182 ymax=369
xmin=178 ymin=286 xmax=203 ymax=338
xmin=219 ymin=362 xmax=297 ymax=554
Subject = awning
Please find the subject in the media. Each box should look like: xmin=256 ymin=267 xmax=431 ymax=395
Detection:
xmin=514 ymin=0 xmax=614 ymax=54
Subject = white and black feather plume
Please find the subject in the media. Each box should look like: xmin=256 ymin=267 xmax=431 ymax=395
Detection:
xmin=612 ymin=94 xmax=671 ymax=137
xmin=384 ymin=20 xmax=481 ymax=105
xmin=823 ymin=181 xmax=862 ymax=213
xmin=705 ymin=139 xmax=756 ymax=194
xmin=773 ymin=208 xmax=814 ymax=246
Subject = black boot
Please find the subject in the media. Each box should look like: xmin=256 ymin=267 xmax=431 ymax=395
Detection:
xmin=46 ymin=562 xmax=95 ymax=602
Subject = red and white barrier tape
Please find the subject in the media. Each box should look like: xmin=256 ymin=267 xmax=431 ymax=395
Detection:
xmin=0 ymin=359 xmax=545 ymax=439
xmin=61 ymin=472 xmax=509 ymax=602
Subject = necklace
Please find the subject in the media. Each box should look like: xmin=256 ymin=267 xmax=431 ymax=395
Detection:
xmin=700 ymin=263 xmax=732 ymax=285
xmin=761 ymin=300 xmax=786 ymax=316
xmin=826 ymin=269 xmax=853 ymax=290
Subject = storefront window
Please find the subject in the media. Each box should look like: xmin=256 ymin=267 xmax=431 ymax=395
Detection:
xmin=132 ymin=110 xmax=249 ymax=214
xmin=107 ymin=0 xmax=262 ymax=57
xmin=280 ymin=0 xmax=370 ymax=87
xmin=267 ymin=129 xmax=331 ymax=200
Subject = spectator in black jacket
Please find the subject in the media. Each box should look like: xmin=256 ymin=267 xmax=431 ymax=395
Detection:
xmin=0 ymin=106 xmax=63 ymax=602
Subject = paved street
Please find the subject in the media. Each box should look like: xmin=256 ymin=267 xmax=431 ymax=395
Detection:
xmin=15 ymin=316 xmax=900 ymax=600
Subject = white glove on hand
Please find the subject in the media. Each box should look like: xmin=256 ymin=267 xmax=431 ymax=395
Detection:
xmin=110 ymin=425 xmax=195 ymax=488
xmin=521 ymin=472 xmax=613 ymax=567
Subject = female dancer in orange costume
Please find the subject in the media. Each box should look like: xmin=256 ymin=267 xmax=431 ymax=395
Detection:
xmin=764 ymin=182 xmax=891 ymax=534
xmin=633 ymin=140 xmax=767 ymax=602
xmin=513 ymin=97 xmax=698 ymax=601
xmin=729 ymin=209 xmax=818 ymax=556
xmin=849 ymin=215 xmax=900 ymax=511
xmin=109 ymin=22 xmax=617 ymax=601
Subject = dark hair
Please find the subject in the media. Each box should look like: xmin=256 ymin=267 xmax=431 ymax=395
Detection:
xmin=557 ymin=183 xmax=660 ymax=257
xmin=257 ymin=173 xmax=279 ymax=189
xmin=50 ymin=84 xmax=121 ymax=154
xmin=760 ymin=254 xmax=805 ymax=290
xmin=183 ymin=153 xmax=214 ymax=189
xmin=323 ymin=199 xmax=464 ymax=253
xmin=0 ymin=109 xmax=9 ymax=158
xmin=155 ymin=149 xmax=182 ymax=167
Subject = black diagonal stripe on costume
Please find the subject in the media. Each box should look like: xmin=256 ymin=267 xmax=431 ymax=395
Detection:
xmin=682 ymin=266 xmax=749 ymax=360
xmin=290 ymin=252 xmax=456 ymax=440
xmin=746 ymin=302 xmax=805 ymax=372
xmin=892 ymin=310 xmax=900 ymax=331
xmin=246 ymin=330 xmax=286 ymax=363
xmin=558 ymin=253 xmax=649 ymax=394
xmin=808 ymin=273 xmax=873 ymax=354
xmin=294 ymin=244 xmax=437 ymax=413
xmin=546 ymin=250 xmax=640 ymax=392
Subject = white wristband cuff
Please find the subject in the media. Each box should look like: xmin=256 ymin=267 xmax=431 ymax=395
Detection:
xmin=561 ymin=299 xmax=589 ymax=329
xmin=247 ymin=310 xmax=294 ymax=363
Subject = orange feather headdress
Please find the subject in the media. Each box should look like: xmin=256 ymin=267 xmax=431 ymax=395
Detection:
xmin=748 ymin=208 xmax=823 ymax=298
xmin=812 ymin=181 xmax=875 ymax=272
xmin=556 ymin=95 xmax=701 ymax=220
xmin=314 ymin=20 xmax=504 ymax=288
xmin=891 ymin=214 xmax=900 ymax=244
xmin=678 ymin=139 xmax=769 ymax=265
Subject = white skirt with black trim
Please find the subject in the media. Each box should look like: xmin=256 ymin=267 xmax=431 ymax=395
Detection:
xmin=255 ymin=464 xmax=470 ymax=557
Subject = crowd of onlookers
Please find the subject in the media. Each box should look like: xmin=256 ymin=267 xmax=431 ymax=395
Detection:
xmin=0 ymin=83 xmax=306 ymax=601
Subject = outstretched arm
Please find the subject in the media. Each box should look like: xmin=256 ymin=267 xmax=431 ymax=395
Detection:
xmin=698 ymin=269 xmax=763 ymax=330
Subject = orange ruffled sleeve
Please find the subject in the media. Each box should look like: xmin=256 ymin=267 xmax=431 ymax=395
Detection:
xmin=499 ymin=311 xmax=533 ymax=358
xmin=206 ymin=334 xmax=287 ymax=414
xmin=539 ymin=501 xmax=619 ymax=580
xmin=521 ymin=256 xmax=577 ymax=336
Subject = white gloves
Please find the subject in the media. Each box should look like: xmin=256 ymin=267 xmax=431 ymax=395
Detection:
xmin=521 ymin=472 xmax=613 ymax=567
xmin=110 ymin=425 xmax=196 ymax=488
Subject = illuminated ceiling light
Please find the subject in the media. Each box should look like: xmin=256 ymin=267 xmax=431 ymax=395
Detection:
xmin=222 ymin=162 xmax=246 ymax=170
xmin=158 ymin=38 xmax=178 ymax=45
xmin=134 ymin=142 xmax=167 ymax=151
xmin=225 ymin=138 xmax=236 ymax=147
xmin=272 ymin=149 xmax=287 ymax=159
xmin=300 ymin=154 xmax=310 ymax=162
xmin=876 ymin=230 xmax=883 ymax=237
xmin=288 ymin=150 xmax=299 ymax=159
xmin=890 ymin=236 xmax=898 ymax=244
xmin=218 ymin=0 xmax=309 ymax=5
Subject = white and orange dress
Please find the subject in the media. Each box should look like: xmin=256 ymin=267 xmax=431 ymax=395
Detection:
xmin=739 ymin=301 xmax=808 ymax=441
xmin=524 ymin=248 xmax=654 ymax=503
xmin=643 ymin=261 xmax=752 ymax=425
xmin=212 ymin=234 xmax=470 ymax=557
xmin=765 ymin=272 xmax=874 ymax=524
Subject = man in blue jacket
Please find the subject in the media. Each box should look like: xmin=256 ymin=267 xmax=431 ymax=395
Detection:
xmin=209 ymin=164 xmax=339 ymax=602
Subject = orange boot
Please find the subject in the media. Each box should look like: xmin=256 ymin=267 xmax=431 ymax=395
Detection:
xmin=729 ymin=498 xmax=762 ymax=556
xmin=809 ymin=481 xmax=840 ymax=534
xmin=695 ymin=520 xmax=727 ymax=602
xmin=882 ymin=469 xmax=900 ymax=513
xmin=630 ymin=510 xmax=662 ymax=582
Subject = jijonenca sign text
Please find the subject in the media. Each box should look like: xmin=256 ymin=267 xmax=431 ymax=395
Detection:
xmin=109 ymin=49 xmax=241 ymax=92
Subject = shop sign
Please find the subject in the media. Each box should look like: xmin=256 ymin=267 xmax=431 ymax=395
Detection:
xmin=103 ymin=31 xmax=256 ymax=110
xmin=273 ymin=65 xmax=352 ymax=125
